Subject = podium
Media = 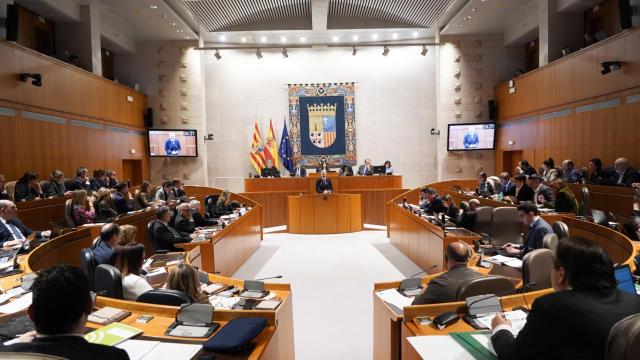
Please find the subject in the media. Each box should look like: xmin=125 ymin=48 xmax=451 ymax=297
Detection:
xmin=287 ymin=194 xmax=362 ymax=234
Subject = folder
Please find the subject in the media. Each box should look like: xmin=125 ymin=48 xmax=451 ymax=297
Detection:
xmin=450 ymin=332 xmax=497 ymax=360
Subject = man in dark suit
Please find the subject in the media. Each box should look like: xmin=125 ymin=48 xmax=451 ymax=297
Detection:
xmin=165 ymin=132 xmax=182 ymax=155
xmin=504 ymin=203 xmax=552 ymax=258
xmin=89 ymin=169 xmax=108 ymax=192
xmin=105 ymin=170 xmax=119 ymax=189
xmin=476 ymin=171 xmax=494 ymax=196
xmin=491 ymin=238 xmax=640 ymax=360
xmin=189 ymin=200 xmax=219 ymax=227
xmin=0 ymin=265 xmax=129 ymax=360
xmin=42 ymin=170 xmax=71 ymax=198
xmin=151 ymin=206 xmax=194 ymax=252
xmin=412 ymin=241 xmax=483 ymax=304
xmin=92 ymin=223 xmax=120 ymax=266
xmin=528 ymin=175 xmax=554 ymax=207
xmin=113 ymin=182 xmax=133 ymax=214
xmin=315 ymin=170 xmax=333 ymax=193
xmin=261 ymin=159 xmax=281 ymax=178
xmin=419 ymin=188 xmax=446 ymax=214
xmin=463 ymin=126 xmax=480 ymax=149
xmin=498 ymin=172 xmax=516 ymax=197
xmin=292 ymin=162 xmax=307 ymax=177
xmin=69 ymin=167 xmax=91 ymax=191
xmin=174 ymin=203 xmax=196 ymax=235
xmin=514 ymin=174 xmax=535 ymax=203
xmin=562 ymin=159 xmax=584 ymax=184
xmin=614 ymin=157 xmax=640 ymax=187
xmin=173 ymin=178 xmax=188 ymax=202
xmin=357 ymin=159 xmax=374 ymax=176
xmin=0 ymin=200 xmax=50 ymax=249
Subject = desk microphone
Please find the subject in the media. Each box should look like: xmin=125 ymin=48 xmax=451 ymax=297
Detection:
xmin=464 ymin=281 xmax=537 ymax=313
xmin=255 ymin=275 xmax=283 ymax=281
xmin=399 ymin=266 xmax=438 ymax=293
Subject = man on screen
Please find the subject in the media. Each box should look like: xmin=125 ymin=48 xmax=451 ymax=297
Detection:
xmin=165 ymin=132 xmax=182 ymax=156
xmin=463 ymin=126 xmax=480 ymax=149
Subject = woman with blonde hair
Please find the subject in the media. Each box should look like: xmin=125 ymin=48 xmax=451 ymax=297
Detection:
xmin=215 ymin=190 xmax=239 ymax=216
xmin=166 ymin=263 xmax=207 ymax=303
xmin=71 ymin=189 xmax=95 ymax=226
xmin=94 ymin=187 xmax=117 ymax=222
xmin=119 ymin=224 xmax=138 ymax=246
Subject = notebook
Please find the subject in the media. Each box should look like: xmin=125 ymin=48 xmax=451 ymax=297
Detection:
xmin=85 ymin=322 xmax=142 ymax=346
xmin=88 ymin=307 xmax=131 ymax=325
xmin=256 ymin=299 xmax=281 ymax=310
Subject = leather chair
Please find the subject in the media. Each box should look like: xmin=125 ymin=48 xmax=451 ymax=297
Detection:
xmin=91 ymin=236 xmax=101 ymax=249
xmin=542 ymin=233 xmax=559 ymax=252
xmin=4 ymin=181 xmax=16 ymax=201
xmin=606 ymin=313 xmax=640 ymax=360
xmin=580 ymin=187 xmax=590 ymax=216
xmin=133 ymin=189 xmax=141 ymax=211
xmin=147 ymin=220 xmax=168 ymax=254
xmin=552 ymin=221 xmax=570 ymax=241
xmin=63 ymin=178 xmax=75 ymax=191
xmin=522 ymin=249 xmax=554 ymax=291
xmin=64 ymin=199 xmax=76 ymax=228
xmin=79 ymin=248 xmax=96 ymax=290
xmin=94 ymin=264 xmax=123 ymax=299
xmin=456 ymin=276 xmax=515 ymax=300
xmin=472 ymin=206 xmax=493 ymax=238
xmin=137 ymin=289 xmax=193 ymax=306
xmin=490 ymin=207 xmax=522 ymax=246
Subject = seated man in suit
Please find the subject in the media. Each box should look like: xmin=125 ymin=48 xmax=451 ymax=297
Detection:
xmin=89 ymin=169 xmax=108 ymax=192
xmin=0 ymin=174 xmax=8 ymax=200
xmin=315 ymin=170 xmax=333 ymax=194
xmin=419 ymin=187 xmax=446 ymax=214
xmin=491 ymin=238 xmax=640 ymax=360
xmin=42 ymin=170 xmax=72 ymax=198
xmin=173 ymin=178 xmax=188 ymax=202
xmin=0 ymin=200 xmax=50 ymax=250
xmin=164 ymin=132 xmax=181 ymax=155
xmin=14 ymin=171 xmax=44 ymax=202
xmin=463 ymin=126 xmax=480 ymax=149
xmin=475 ymin=171 xmax=494 ymax=196
xmin=0 ymin=265 xmax=129 ymax=360
xmin=413 ymin=241 xmax=482 ymax=304
xmin=151 ymin=206 xmax=194 ymax=252
xmin=513 ymin=174 xmax=534 ymax=203
xmin=503 ymin=203 xmax=552 ymax=258
xmin=113 ymin=182 xmax=133 ymax=215
xmin=174 ymin=203 xmax=196 ymax=235
xmin=292 ymin=162 xmax=307 ymax=177
xmin=562 ymin=159 xmax=584 ymax=184
xmin=189 ymin=199 xmax=219 ymax=227
xmin=614 ymin=157 xmax=640 ymax=187
xmin=70 ymin=167 xmax=91 ymax=191
xmin=528 ymin=175 xmax=554 ymax=207
xmin=498 ymin=172 xmax=516 ymax=197
xmin=92 ymin=223 xmax=120 ymax=266
xmin=261 ymin=159 xmax=281 ymax=178
xmin=357 ymin=158 xmax=374 ymax=176
xmin=106 ymin=170 xmax=119 ymax=189
xmin=155 ymin=180 xmax=175 ymax=202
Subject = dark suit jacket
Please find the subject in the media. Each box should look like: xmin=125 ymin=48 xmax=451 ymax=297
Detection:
xmin=412 ymin=266 xmax=483 ymax=305
xmin=522 ymin=166 xmax=537 ymax=176
xmin=113 ymin=192 xmax=133 ymax=214
xmin=0 ymin=218 xmax=40 ymax=247
xmin=90 ymin=178 xmax=108 ymax=192
xmin=446 ymin=205 xmax=460 ymax=220
xmin=174 ymin=214 xmax=196 ymax=235
xmin=491 ymin=288 xmax=640 ymax=360
xmin=564 ymin=168 xmax=584 ymax=184
xmin=534 ymin=184 xmax=554 ymax=206
xmin=0 ymin=335 xmax=129 ymax=360
xmin=515 ymin=184 xmax=535 ymax=203
xmin=421 ymin=196 xmax=446 ymax=214
xmin=192 ymin=211 xmax=218 ymax=227
xmin=261 ymin=166 xmax=281 ymax=178
xmin=618 ymin=167 xmax=640 ymax=187
xmin=520 ymin=217 xmax=552 ymax=257
xmin=69 ymin=177 xmax=90 ymax=191
xmin=14 ymin=182 xmax=41 ymax=202
xmin=95 ymin=200 xmax=118 ymax=222
xmin=357 ymin=164 xmax=373 ymax=176
xmin=151 ymin=220 xmax=191 ymax=252
xmin=501 ymin=181 xmax=516 ymax=197
xmin=315 ymin=178 xmax=333 ymax=193
xmin=42 ymin=180 xmax=65 ymax=197
xmin=92 ymin=240 xmax=117 ymax=266
xmin=476 ymin=181 xmax=494 ymax=195
xmin=291 ymin=167 xmax=307 ymax=177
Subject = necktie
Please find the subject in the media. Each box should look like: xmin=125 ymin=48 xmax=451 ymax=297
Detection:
xmin=167 ymin=224 xmax=180 ymax=238
xmin=7 ymin=223 xmax=25 ymax=240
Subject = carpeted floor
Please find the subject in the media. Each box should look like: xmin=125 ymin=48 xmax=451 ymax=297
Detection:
xmin=233 ymin=230 xmax=422 ymax=360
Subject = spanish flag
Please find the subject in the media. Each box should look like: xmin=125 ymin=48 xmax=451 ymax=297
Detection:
xmin=263 ymin=118 xmax=280 ymax=169
xmin=250 ymin=121 xmax=266 ymax=174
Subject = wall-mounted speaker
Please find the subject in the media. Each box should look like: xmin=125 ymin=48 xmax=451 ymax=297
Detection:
xmin=488 ymin=100 xmax=498 ymax=121
xmin=143 ymin=107 xmax=153 ymax=128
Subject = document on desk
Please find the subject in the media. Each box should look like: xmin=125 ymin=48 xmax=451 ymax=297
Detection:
xmin=117 ymin=339 xmax=202 ymax=360
xmin=486 ymin=255 xmax=513 ymax=264
xmin=377 ymin=288 xmax=414 ymax=314
xmin=0 ymin=292 xmax=32 ymax=314
xmin=503 ymin=258 xmax=523 ymax=268
xmin=407 ymin=336 xmax=476 ymax=360
xmin=476 ymin=310 xmax=528 ymax=335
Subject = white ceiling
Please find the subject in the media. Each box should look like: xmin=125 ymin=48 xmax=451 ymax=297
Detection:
xmin=441 ymin=0 xmax=538 ymax=37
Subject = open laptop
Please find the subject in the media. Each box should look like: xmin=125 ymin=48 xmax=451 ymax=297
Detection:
xmin=614 ymin=264 xmax=639 ymax=296
xmin=591 ymin=209 xmax=610 ymax=227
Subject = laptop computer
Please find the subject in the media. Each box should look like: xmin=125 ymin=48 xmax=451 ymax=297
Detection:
xmin=591 ymin=209 xmax=610 ymax=227
xmin=614 ymin=264 xmax=639 ymax=296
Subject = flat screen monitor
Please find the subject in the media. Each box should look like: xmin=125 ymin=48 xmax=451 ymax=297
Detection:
xmin=614 ymin=264 xmax=637 ymax=295
xmin=148 ymin=129 xmax=198 ymax=157
xmin=447 ymin=123 xmax=496 ymax=151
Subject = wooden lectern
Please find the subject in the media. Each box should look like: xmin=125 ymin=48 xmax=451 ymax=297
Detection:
xmin=287 ymin=194 xmax=362 ymax=234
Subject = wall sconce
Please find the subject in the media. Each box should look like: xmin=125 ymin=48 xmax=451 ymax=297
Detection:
xmin=20 ymin=73 xmax=42 ymax=87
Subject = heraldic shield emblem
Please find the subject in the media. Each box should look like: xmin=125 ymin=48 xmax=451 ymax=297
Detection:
xmin=307 ymin=103 xmax=337 ymax=148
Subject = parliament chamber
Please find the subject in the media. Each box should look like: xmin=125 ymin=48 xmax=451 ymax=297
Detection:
xmin=1 ymin=1 xmax=640 ymax=360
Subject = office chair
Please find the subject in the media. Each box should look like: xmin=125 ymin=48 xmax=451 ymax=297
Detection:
xmin=91 ymin=236 xmax=101 ymax=249
xmin=147 ymin=220 xmax=168 ymax=254
xmin=63 ymin=178 xmax=75 ymax=191
xmin=580 ymin=187 xmax=591 ymax=216
xmin=522 ymin=249 xmax=554 ymax=291
xmin=606 ymin=314 xmax=640 ymax=360
xmin=542 ymin=233 xmax=559 ymax=252
xmin=472 ymin=206 xmax=493 ymax=238
xmin=456 ymin=276 xmax=515 ymax=300
xmin=4 ymin=181 xmax=16 ymax=201
xmin=64 ymin=199 xmax=76 ymax=228
xmin=137 ymin=289 xmax=193 ymax=306
xmin=552 ymin=221 xmax=570 ymax=241
xmin=79 ymin=248 xmax=96 ymax=290
xmin=490 ymin=207 xmax=522 ymax=246
xmin=94 ymin=264 xmax=123 ymax=299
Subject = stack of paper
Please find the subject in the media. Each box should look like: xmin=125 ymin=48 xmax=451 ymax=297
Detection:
xmin=0 ymin=293 xmax=32 ymax=314
xmin=88 ymin=307 xmax=131 ymax=325
xmin=377 ymin=289 xmax=413 ymax=314
xmin=476 ymin=310 xmax=528 ymax=335
xmin=117 ymin=339 xmax=201 ymax=360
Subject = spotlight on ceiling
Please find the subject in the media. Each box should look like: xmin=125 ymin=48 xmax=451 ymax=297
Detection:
xmin=214 ymin=50 xmax=221 ymax=60
xmin=382 ymin=46 xmax=390 ymax=56
xmin=282 ymin=48 xmax=288 ymax=58
xmin=421 ymin=45 xmax=428 ymax=56
xmin=352 ymin=46 xmax=357 ymax=56
xmin=256 ymin=48 xmax=263 ymax=59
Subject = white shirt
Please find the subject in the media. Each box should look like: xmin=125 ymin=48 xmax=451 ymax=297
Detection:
xmin=122 ymin=273 xmax=153 ymax=301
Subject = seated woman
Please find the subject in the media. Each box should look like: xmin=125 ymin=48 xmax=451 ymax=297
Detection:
xmin=135 ymin=181 xmax=154 ymax=209
xmin=71 ymin=189 xmax=95 ymax=226
xmin=549 ymin=179 xmax=579 ymax=214
xmin=166 ymin=263 xmax=207 ymax=303
xmin=14 ymin=171 xmax=44 ymax=202
xmin=514 ymin=174 xmax=534 ymax=203
xmin=215 ymin=190 xmax=239 ymax=217
xmin=94 ymin=187 xmax=118 ymax=222
xmin=115 ymin=243 xmax=153 ymax=301
xmin=384 ymin=160 xmax=394 ymax=175
xmin=118 ymin=224 xmax=137 ymax=246
xmin=442 ymin=194 xmax=460 ymax=220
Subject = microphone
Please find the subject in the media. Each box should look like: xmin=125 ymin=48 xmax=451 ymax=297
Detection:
xmin=465 ymin=281 xmax=537 ymax=314
xmin=255 ymin=275 xmax=283 ymax=281
xmin=408 ymin=269 xmax=427 ymax=278
xmin=399 ymin=265 xmax=438 ymax=293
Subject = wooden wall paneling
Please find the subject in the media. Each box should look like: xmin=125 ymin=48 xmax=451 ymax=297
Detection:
xmin=0 ymin=112 xmax=18 ymax=179
xmin=554 ymin=57 xmax=575 ymax=106
xmin=300 ymin=196 xmax=314 ymax=233
xmin=337 ymin=195 xmax=351 ymax=233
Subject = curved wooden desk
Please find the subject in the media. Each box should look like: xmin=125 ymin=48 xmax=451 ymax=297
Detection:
xmin=287 ymin=193 xmax=362 ymax=234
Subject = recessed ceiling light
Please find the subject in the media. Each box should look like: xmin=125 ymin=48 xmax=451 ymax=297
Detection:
xmin=184 ymin=36 xmax=191 ymax=39
xmin=300 ymin=36 xmax=307 ymax=42
xmin=392 ymin=33 xmax=398 ymax=39
xmin=372 ymin=34 xmax=379 ymax=40
xmin=471 ymin=8 xmax=478 ymax=12
xmin=219 ymin=34 xmax=226 ymax=41
xmin=465 ymin=16 xmax=472 ymax=20
xmin=352 ymin=35 xmax=359 ymax=41
xmin=170 ymin=22 xmax=176 ymax=26
xmin=412 ymin=31 xmax=418 ymax=38
xmin=332 ymin=35 xmax=339 ymax=42
xmin=149 ymin=5 xmax=158 ymax=9
xmin=261 ymin=36 xmax=267 ymax=43
xmin=281 ymin=36 xmax=287 ymax=43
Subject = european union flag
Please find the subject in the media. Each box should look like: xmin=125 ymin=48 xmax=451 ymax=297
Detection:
xmin=279 ymin=119 xmax=294 ymax=173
